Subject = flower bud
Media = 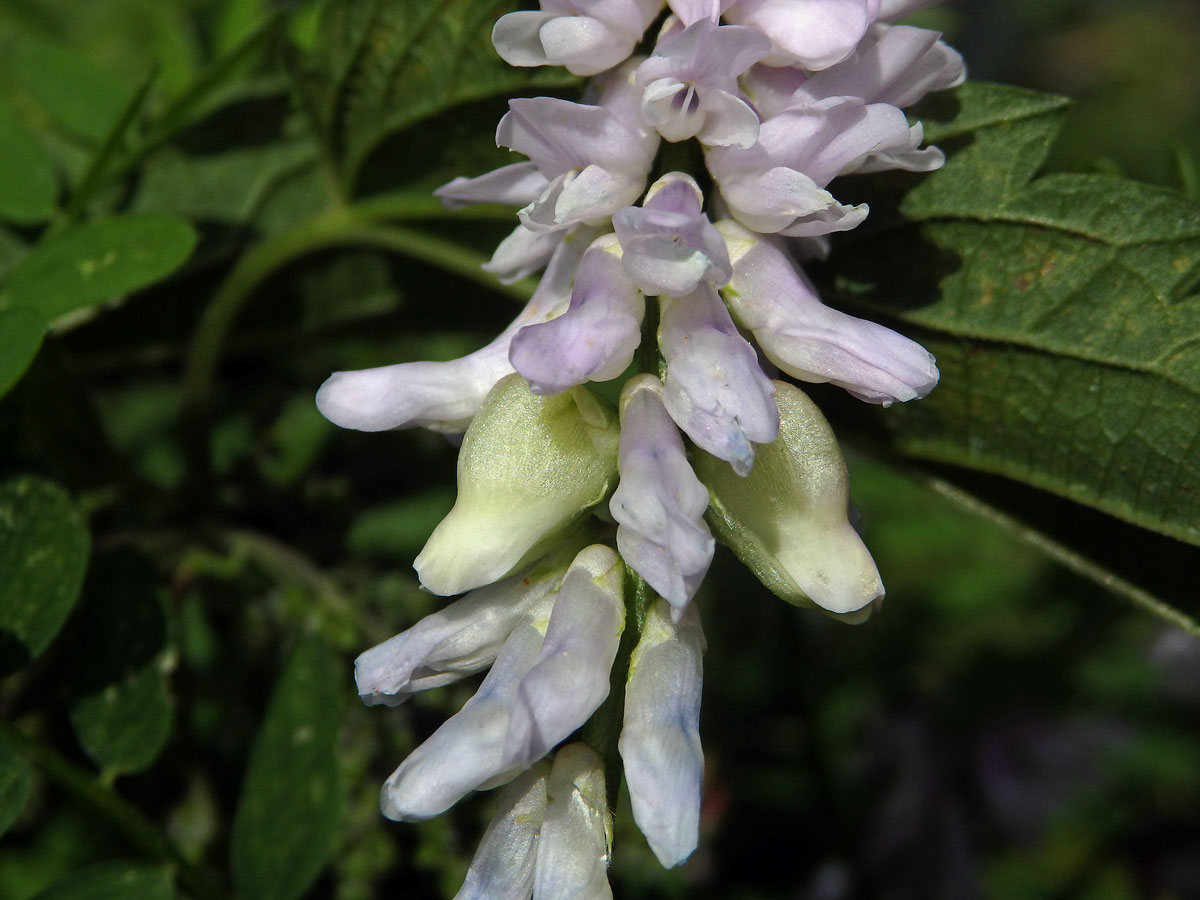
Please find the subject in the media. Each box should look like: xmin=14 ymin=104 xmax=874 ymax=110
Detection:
xmin=535 ymin=743 xmax=613 ymax=900
xmin=415 ymin=374 xmax=619 ymax=596
xmin=693 ymin=380 xmax=884 ymax=618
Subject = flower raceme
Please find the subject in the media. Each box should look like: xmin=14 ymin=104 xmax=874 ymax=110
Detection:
xmin=317 ymin=1 xmax=963 ymax=895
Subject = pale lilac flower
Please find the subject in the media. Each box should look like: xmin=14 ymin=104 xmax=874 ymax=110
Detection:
xmin=314 ymin=231 xmax=589 ymax=434
xmin=454 ymin=763 xmax=551 ymax=900
xmin=504 ymin=545 xmax=626 ymax=768
xmin=509 ymin=234 xmax=645 ymax=394
xmin=619 ymin=597 xmax=705 ymax=867
xmin=635 ymin=19 xmax=770 ymax=147
xmin=382 ymin=545 xmax=624 ymax=820
xmin=659 ymin=283 xmax=779 ymax=475
xmin=354 ymin=554 xmax=570 ymax=706
xmin=534 ymin=744 xmax=614 ymax=900
xmin=492 ymin=0 xmax=662 ymax=76
xmin=718 ymin=219 xmax=938 ymax=404
xmin=723 ymin=0 xmax=878 ymax=70
xmin=612 ymin=172 xmax=732 ymax=296
xmin=498 ymin=94 xmax=658 ymax=233
xmin=435 ymin=160 xmax=550 ymax=210
xmin=610 ymin=376 xmax=714 ymax=610
xmin=707 ymin=95 xmax=915 ymax=236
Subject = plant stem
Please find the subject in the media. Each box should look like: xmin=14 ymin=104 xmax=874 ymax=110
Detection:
xmin=0 ymin=720 xmax=225 ymax=900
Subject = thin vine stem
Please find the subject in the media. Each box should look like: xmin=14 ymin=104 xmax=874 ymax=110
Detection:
xmin=0 ymin=720 xmax=225 ymax=900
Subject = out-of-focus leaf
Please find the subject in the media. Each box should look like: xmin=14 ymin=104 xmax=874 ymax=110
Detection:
xmin=292 ymin=0 xmax=577 ymax=187
xmin=0 ymin=741 xmax=32 ymax=838
xmin=824 ymin=82 xmax=1200 ymax=547
xmin=68 ymin=550 xmax=173 ymax=776
xmin=230 ymin=636 xmax=344 ymax=900
xmin=0 ymin=32 xmax=133 ymax=143
xmin=28 ymin=862 xmax=174 ymax=900
xmin=346 ymin=489 xmax=455 ymax=561
xmin=0 ymin=97 xmax=57 ymax=223
xmin=0 ymin=476 xmax=90 ymax=676
xmin=133 ymin=142 xmax=316 ymax=226
xmin=1 ymin=214 xmax=196 ymax=321
xmin=0 ymin=307 xmax=46 ymax=400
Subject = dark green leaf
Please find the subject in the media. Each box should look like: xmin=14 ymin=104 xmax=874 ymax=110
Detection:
xmin=294 ymin=0 xmax=577 ymax=188
xmin=1 ymin=214 xmax=197 ymax=321
xmin=0 ymin=476 xmax=90 ymax=676
xmin=68 ymin=550 xmax=173 ymax=775
xmin=29 ymin=862 xmax=174 ymax=900
xmin=0 ymin=740 xmax=32 ymax=838
xmin=0 ymin=97 xmax=57 ymax=223
xmin=231 ymin=636 xmax=344 ymax=900
xmin=824 ymin=82 xmax=1200 ymax=546
xmin=0 ymin=32 xmax=133 ymax=144
xmin=0 ymin=306 xmax=47 ymax=399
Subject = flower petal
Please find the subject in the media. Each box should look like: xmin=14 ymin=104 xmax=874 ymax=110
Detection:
xmin=619 ymin=598 xmax=705 ymax=867
xmin=535 ymin=743 xmax=613 ymax=900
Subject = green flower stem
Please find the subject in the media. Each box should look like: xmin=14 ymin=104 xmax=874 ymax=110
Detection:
xmin=180 ymin=204 xmax=535 ymax=477
xmin=926 ymin=476 xmax=1200 ymax=638
xmin=583 ymin=572 xmax=652 ymax=815
xmin=0 ymin=720 xmax=224 ymax=900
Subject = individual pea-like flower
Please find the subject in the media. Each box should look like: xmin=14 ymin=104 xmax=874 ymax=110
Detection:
xmin=635 ymin=18 xmax=771 ymax=147
xmin=376 ymin=544 xmax=625 ymax=821
xmin=659 ymin=281 xmax=779 ymax=475
xmin=612 ymin=172 xmax=732 ymax=296
xmin=509 ymin=233 xmax=645 ymax=395
xmin=718 ymin=218 xmax=939 ymax=404
xmin=610 ymin=375 xmax=714 ymax=610
xmin=492 ymin=0 xmax=662 ymax=76
xmin=619 ymin=596 xmax=706 ymax=866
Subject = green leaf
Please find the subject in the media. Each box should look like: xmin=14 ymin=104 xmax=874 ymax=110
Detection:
xmin=1 ymin=214 xmax=197 ymax=321
xmin=824 ymin=82 xmax=1200 ymax=546
xmin=68 ymin=550 xmax=173 ymax=776
xmin=0 ymin=32 xmax=134 ymax=144
xmin=293 ymin=0 xmax=577 ymax=188
xmin=28 ymin=862 xmax=174 ymax=900
xmin=0 ymin=306 xmax=47 ymax=400
xmin=0 ymin=740 xmax=32 ymax=838
xmin=0 ymin=96 xmax=57 ymax=223
xmin=231 ymin=636 xmax=344 ymax=900
xmin=0 ymin=476 xmax=90 ymax=676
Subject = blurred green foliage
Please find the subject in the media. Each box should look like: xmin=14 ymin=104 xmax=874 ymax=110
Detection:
xmin=0 ymin=1 xmax=1198 ymax=899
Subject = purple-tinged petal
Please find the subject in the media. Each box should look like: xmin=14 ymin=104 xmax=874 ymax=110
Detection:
xmin=613 ymin=173 xmax=731 ymax=296
xmin=497 ymin=97 xmax=638 ymax=177
xmin=355 ymin=550 xmax=571 ymax=706
xmin=434 ymin=161 xmax=549 ymax=210
xmin=453 ymin=763 xmax=550 ymax=900
xmin=659 ymin=284 xmax=779 ymax=475
xmin=724 ymin=0 xmax=875 ymax=70
xmin=492 ymin=11 xmax=559 ymax=67
xmin=380 ymin=619 xmax=547 ymax=821
xmin=482 ymin=223 xmax=564 ymax=284
xmin=714 ymin=165 xmax=866 ymax=236
xmin=666 ymin=0 xmax=732 ymax=25
xmin=619 ymin=598 xmax=705 ymax=867
xmin=785 ymin=24 xmax=965 ymax=110
xmin=718 ymin=219 xmax=939 ymax=404
xmin=510 ymin=234 xmax=645 ymax=394
xmin=504 ymin=546 xmax=625 ymax=768
xmin=610 ymin=376 xmax=714 ymax=609
xmin=315 ymin=229 xmax=591 ymax=433
xmin=695 ymin=88 xmax=761 ymax=148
